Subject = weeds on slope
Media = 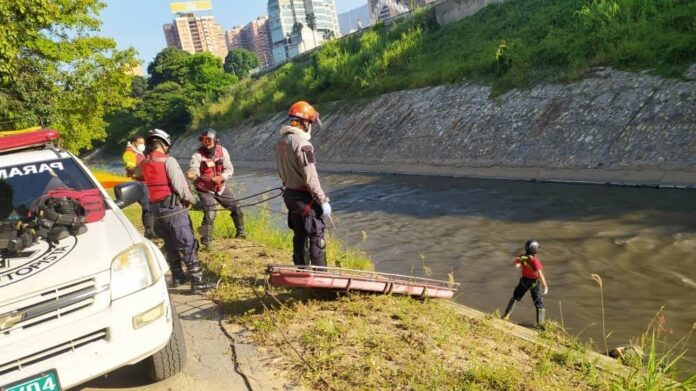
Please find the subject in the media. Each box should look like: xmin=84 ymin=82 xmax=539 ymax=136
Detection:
xmin=198 ymin=0 xmax=696 ymax=129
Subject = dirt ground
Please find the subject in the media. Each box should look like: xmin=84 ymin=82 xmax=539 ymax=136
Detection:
xmin=75 ymin=281 xmax=292 ymax=391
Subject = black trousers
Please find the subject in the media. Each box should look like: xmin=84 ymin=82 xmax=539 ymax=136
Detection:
xmin=512 ymin=277 xmax=544 ymax=309
xmin=151 ymin=200 xmax=196 ymax=274
xmin=283 ymin=189 xmax=326 ymax=267
xmin=197 ymin=186 xmax=243 ymax=237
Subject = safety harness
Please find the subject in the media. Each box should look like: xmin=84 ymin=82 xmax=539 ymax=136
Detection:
xmin=0 ymin=221 xmax=36 ymax=253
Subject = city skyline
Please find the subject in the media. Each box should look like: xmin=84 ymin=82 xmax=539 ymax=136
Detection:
xmin=268 ymin=0 xmax=341 ymax=65
xmin=101 ymin=0 xmax=367 ymax=67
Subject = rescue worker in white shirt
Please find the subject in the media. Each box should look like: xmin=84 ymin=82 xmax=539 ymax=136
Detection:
xmin=275 ymin=101 xmax=331 ymax=267
xmin=187 ymin=128 xmax=245 ymax=246
xmin=134 ymin=128 xmax=208 ymax=292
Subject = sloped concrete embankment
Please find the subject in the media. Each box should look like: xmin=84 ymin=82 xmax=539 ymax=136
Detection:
xmin=171 ymin=66 xmax=696 ymax=187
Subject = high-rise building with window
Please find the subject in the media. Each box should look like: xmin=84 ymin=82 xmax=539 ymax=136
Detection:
xmin=267 ymin=0 xmax=340 ymax=65
xmin=244 ymin=16 xmax=275 ymax=69
xmin=225 ymin=16 xmax=275 ymax=69
xmin=163 ymin=13 xmax=227 ymax=59
xmin=225 ymin=26 xmax=245 ymax=50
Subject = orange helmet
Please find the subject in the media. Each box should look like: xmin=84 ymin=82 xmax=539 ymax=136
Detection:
xmin=288 ymin=101 xmax=321 ymax=126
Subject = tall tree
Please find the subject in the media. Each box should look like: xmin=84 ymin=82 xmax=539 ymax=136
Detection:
xmin=186 ymin=52 xmax=237 ymax=103
xmin=0 ymin=0 xmax=139 ymax=152
xmin=147 ymin=47 xmax=191 ymax=89
xmin=223 ymin=49 xmax=260 ymax=79
xmin=134 ymin=82 xmax=192 ymax=135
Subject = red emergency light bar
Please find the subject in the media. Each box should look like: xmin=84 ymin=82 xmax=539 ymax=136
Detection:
xmin=0 ymin=129 xmax=60 ymax=153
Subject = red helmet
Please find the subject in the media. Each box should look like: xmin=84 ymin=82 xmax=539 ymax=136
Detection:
xmin=288 ymin=101 xmax=321 ymax=126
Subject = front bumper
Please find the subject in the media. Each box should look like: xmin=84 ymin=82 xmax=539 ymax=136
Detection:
xmin=0 ymin=276 xmax=173 ymax=390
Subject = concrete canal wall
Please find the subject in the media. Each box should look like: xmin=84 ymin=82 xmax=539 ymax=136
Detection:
xmin=171 ymin=65 xmax=696 ymax=187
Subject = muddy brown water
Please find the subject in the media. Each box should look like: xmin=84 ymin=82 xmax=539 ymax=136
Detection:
xmin=230 ymin=168 xmax=696 ymax=373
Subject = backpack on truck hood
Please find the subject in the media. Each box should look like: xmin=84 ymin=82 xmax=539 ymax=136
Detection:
xmin=44 ymin=188 xmax=105 ymax=223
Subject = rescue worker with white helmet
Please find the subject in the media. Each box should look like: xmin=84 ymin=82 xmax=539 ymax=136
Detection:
xmin=187 ymin=128 xmax=245 ymax=246
xmin=275 ymin=101 xmax=331 ymax=267
xmin=134 ymin=128 xmax=207 ymax=292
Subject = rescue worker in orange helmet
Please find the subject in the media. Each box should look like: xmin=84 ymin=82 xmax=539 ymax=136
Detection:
xmin=275 ymin=101 xmax=331 ymax=267
xmin=187 ymin=128 xmax=245 ymax=246
xmin=134 ymin=128 xmax=208 ymax=292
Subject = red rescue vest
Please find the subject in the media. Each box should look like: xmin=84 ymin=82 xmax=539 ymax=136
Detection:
xmin=141 ymin=151 xmax=172 ymax=202
xmin=195 ymin=145 xmax=224 ymax=193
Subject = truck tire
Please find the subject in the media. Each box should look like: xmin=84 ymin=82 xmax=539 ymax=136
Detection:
xmin=145 ymin=304 xmax=187 ymax=381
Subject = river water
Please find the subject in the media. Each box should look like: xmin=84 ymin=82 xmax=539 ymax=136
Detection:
xmin=230 ymin=167 xmax=696 ymax=370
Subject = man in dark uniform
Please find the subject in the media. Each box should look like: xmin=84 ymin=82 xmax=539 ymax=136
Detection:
xmin=186 ymin=128 xmax=245 ymax=246
xmin=134 ymin=128 xmax=207 ymax=292
xmin=275 ymin=101 xmax=331 ymax=267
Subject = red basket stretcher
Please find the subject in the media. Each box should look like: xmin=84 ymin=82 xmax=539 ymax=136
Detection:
xmin=266 ymin=265 xmax=460 ymax=299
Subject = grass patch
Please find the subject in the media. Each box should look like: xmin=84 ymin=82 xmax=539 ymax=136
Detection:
xmin=111 ymin=184 xmax=695 ymax=390
xmin=197 ymin=0 xmax=696 ymax=129
xmin=118 ymin=195 xmax=617 ymax=389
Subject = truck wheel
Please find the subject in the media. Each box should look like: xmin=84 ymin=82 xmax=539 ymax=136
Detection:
xmin=145 ymin=304 xmax=187 ymax=381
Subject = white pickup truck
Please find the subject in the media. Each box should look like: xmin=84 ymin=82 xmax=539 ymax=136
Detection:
xmin=0 ymin=129 xmax=185 ymax=390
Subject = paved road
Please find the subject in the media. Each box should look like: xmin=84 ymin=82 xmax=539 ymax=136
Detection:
xmin=76 ymin=287 xmax=251 ymax=391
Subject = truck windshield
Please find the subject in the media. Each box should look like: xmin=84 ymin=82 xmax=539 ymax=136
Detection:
xmin=0 ymin=158 xmax=96 ymax=222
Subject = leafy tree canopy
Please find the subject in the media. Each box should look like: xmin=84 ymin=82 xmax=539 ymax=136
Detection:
xmin=134 ymin=81 xmax=192 ymax=135
xmin=186 ymin=52 xmax=237 ymax=103
xmin=0 ymin=0 xmax=139 ymax=152
xmin=147 ymin=47 xmax=191 ymax=88
xmin=223 ymin=48 xmax=260 ymax=78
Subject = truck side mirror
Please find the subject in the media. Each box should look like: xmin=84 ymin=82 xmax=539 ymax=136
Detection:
xmin=114 ymin=182 xmax=144 ymax=209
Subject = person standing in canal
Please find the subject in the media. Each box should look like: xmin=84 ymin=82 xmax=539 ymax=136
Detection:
xmin=501 ymin=239 xmax=549 ymax=327
xmin=187 ymin=128 xmax=246 ymax=246
xmin=275 ymin=101 xmax=331 ymax=267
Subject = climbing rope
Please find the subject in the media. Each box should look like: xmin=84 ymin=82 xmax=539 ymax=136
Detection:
xmin=150 ymin=186 xmax=286 ymax=219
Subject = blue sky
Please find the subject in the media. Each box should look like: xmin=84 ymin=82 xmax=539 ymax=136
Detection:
xmin=100 ymin=0 xmax=368 ymax=67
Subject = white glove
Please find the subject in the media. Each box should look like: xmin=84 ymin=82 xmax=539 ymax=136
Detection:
xmin=321 ymin=202 xmax=332 ymax=219
xmin=543 ymin=286 xmax=549 ymax=295
xmin=514 ymin=263 xmax=521 ymax=268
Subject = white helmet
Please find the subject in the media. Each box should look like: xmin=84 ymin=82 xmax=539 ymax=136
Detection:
xmin=525 ymin=239 xmax=540 ymax=254
xmin=147 ymin=128 xmax=172 ymax=147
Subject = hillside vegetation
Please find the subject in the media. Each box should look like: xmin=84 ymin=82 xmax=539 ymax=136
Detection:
xmin=199 ymin=0 xmax=696 ymax=129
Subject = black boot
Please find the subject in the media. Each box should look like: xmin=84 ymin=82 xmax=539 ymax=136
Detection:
xmin=502 ymin=298 xmax=517 ymax=320
xmin=189 ymin=265 xmax=211 ymax=293
xmin=185 ymin=241 xmax=210 ymax=293
xmin=231 ymin=209 xmax=246 ymax=239
xmin=142 ymin=212 xmax=156 ymax=239
xmin=170 ymin=269 xmax=190 ymax=288
xmin=198 ymin=224 xmax=213 ymax=247
xmin=201 ymin=235 xmax=212 ymax=247
xmin=536 ymin=308 xmax=546 ymax=328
